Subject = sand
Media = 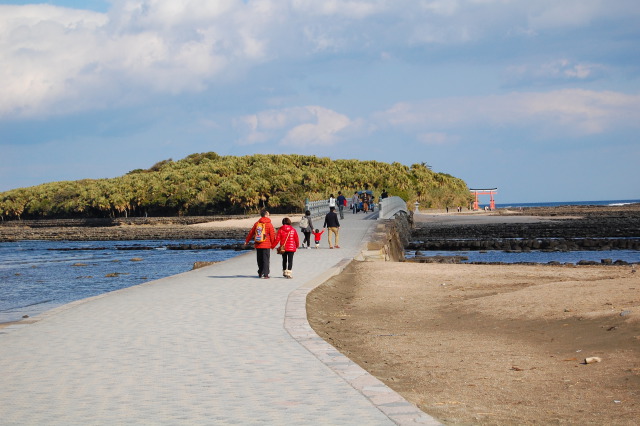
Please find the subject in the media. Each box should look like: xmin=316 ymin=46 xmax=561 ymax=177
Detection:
xmin=308 ymin=261 xmax=639 ymax=424
xmin=191 ymin=214 xmax=298 ymax=229
xmin=307 ymin=210 xmax=640 ymax=425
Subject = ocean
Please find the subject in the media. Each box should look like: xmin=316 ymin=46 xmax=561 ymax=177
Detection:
xmin=1 ymin=199 xmax=639 ymax=324
xmin=0 ymin=239 xmax=247 ymax=324
xmin=494 ymin=199 xmax=640 ymax=209
xmin=410 ymin=198 xmax=640 ymax=266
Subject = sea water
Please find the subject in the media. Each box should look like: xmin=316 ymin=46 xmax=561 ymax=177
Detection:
xmin=0 ymin=239 xmax=247 ymax=323
xmin=412 ymin=198 xmax=640 ymax=265
xmin=406 ymin=249 xmax=640 ymax=264
xmin=494 ymin=199 xmax=640 ymax=209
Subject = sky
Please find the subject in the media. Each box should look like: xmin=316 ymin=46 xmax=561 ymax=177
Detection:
xmin=1 ymin=0 xmax=639 ymax=204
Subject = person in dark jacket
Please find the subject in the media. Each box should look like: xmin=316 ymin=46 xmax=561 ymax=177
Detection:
xmin=323 ymin=206 xmax=341 ymax=249
xmin=244 ymin=209 xmax=277 ymax=278
xmin=336 ymin=191 xmax=347 ymax=219
xmin=276 ymin=217 xmax=300 ymax=279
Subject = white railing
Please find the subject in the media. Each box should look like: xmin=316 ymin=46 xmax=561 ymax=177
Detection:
xmin=378 ymin=196 xmax=408 ymax=220
xmin=304 ymin=199 xmax=331 ymax=219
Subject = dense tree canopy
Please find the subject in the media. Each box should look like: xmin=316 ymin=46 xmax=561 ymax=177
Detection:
xmin=0 ymin=153 xmax=473 ymax=219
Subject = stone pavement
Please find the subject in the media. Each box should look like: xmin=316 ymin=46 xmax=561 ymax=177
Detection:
xmin=0 ymin=212 xmax=441 ymax=425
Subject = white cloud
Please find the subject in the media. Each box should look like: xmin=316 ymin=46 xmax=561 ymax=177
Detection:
xmin=377 ymin=89 xmax=640 ymax=137
xmin=0 ymin=1 xmax=270 ymax=118
xmin=291 ymin=0 xmax=382 ymax=18
xmin=505 ymin=59 xmax=606 ymax=86
xmin=0 ymin=0 xmax=638 ymax=120
xmin=236 ymin=106 xmax=354 ymax=147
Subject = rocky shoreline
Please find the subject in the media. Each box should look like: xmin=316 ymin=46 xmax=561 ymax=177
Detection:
xmin=408 ymin=203 xmax=640 ymax=264
xmin=412 ymin=204 xmax=640 ymax=240
xmin=0 ymin=216 xmax=249 ymax=242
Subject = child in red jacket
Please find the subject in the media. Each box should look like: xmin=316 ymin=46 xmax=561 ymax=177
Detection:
xmin=312 ymin=228 xmax=324 ymax=249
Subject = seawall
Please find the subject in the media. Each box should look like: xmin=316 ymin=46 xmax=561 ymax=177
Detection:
xmin=355 ymin=211 xmax=412 ymax=262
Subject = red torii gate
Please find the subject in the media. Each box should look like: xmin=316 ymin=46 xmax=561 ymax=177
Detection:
xmin=470 ymin=188 xmax=497 ymax=211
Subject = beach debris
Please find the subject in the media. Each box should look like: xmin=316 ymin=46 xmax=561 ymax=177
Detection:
xmin=130 ymin=257 xmax=144 ymax=262
xmin=22 ymin=315 xmax=29 ymax=319
xmin=583 ymin=357 xmax=602 ymax=364
xmin=620 ymin=310 xmax=632 ymax=316
xmin=193 ymin=261 xmax=219 ymax=270
xmin=105 ymin=272 xmax=129 ymax=277
xmin=511 ymin=366 xmax=524 ymax=371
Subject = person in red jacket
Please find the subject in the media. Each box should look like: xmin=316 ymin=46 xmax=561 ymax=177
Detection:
xmin=245 ymin=209 xmax=277 ymax=279
xmin=275 ymin=217 xmax=300 ymax=279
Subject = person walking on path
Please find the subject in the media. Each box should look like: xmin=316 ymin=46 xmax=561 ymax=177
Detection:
xmin=276 ymin=217 xmax=299 ymax=279
xmin=336 ymin=191 xmax=346 ymax=219
xmin=328 ymin=194 xmax=336 ymax=209
xmin=323 ymin=206 xmax=341 ymax=249
xmin=299 ymin=210 xmax=313 ymax=249
xmin=351 ymin=191 xmax=359 ymax=214
xmin=312 ymin=228 xmax=325 ymax=248
xmin=244 ymin=209 xmax=277 ymax=278
xmin=313 ymin=228 xmax=324 ymax=248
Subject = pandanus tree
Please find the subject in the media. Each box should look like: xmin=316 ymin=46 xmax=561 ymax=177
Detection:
xmin=0 ymin=153 xmax=473 ymax=219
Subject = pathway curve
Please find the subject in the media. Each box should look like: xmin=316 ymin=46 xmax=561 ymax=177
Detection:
xmin=0 ymin=212 xmax=440 ymax=425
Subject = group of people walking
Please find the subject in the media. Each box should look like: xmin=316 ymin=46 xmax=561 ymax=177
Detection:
xmin=244 ymin=206 xmax=341 ymax=279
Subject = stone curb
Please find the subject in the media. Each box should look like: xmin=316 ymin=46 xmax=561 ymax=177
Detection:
xmin=283 ymin=222 xmax=443 ymax=426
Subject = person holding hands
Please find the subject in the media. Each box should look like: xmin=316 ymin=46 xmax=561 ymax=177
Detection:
xmin=276 ymin=217 xmax=300 ymax=279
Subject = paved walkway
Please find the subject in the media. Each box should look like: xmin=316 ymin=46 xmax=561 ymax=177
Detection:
xmin=0 ymin=212 xmax=440 ymax=425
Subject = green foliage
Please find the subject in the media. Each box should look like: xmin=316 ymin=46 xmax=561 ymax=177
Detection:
xmin=0 ymin=153 xmax=473 ymax=219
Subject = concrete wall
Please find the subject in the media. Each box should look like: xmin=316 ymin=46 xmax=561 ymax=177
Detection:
xmin=355 ymin=211 xmax=413 ymax=262
xmin=377 ymin=196 xmax=408 ymax=220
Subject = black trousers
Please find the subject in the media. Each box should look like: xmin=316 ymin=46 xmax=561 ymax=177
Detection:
xmin=302 ymin=230 xmax=311 ymax=247
xmin=281 ymin=252 xmax=294 ymax=270
xmin=256 ymin=248 xmax=271 ymax=277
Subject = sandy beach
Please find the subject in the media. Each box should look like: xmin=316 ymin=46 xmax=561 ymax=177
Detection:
xmin=308 ymin=261 xmax=639 ymax=424
xmin=308 ymin=208 xmax=640 ymax=424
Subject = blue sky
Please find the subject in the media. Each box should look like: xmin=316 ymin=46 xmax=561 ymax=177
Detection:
xmin=1 ymin=1 xmax=639 ymax=203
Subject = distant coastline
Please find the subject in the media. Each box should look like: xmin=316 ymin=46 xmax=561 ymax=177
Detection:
xmin=494 ymin=199 xmax=640 ymax=209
